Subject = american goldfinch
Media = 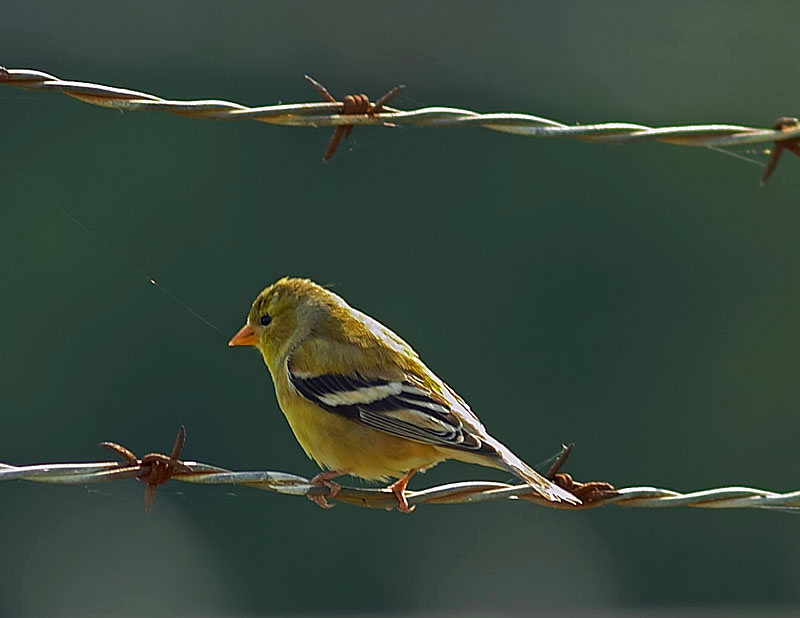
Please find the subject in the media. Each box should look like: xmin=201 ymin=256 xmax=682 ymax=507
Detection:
xmin=229 ymin=277 xmax=579 ymax=511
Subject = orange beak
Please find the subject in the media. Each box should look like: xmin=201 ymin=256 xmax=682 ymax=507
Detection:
xmin=228 ymin=323 xmax=257 ymax=347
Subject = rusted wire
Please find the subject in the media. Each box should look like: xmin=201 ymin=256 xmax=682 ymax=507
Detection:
xmin=2 ymin=67 xmax=798 ymax=181
xmin=2 ymin=428 xmax=798 ymax=514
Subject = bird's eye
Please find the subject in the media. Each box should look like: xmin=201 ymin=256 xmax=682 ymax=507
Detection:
xmin=259 ymin=314 xmax=272 ymax=326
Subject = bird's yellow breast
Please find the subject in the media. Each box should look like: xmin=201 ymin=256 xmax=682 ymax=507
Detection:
xmin=273 ymin=367 xmax=445 ymax=481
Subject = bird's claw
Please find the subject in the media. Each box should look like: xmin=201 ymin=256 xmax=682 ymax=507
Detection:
xmin=391 ymin=494 xmax=416 ymax=514
xmin=307 ymin=493 xmax=337 ymax=509
xmin=386 ymin=469 xmax=416 ymax=514
xmin=307 ymin=471 xmax=342 ymax=510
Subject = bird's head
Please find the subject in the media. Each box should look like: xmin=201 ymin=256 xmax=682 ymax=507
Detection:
xmin=228 ymin=277 xmax=337 ymax=369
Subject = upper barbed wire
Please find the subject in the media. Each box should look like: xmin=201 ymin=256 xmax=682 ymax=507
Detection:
xmin=2 ymin=67 xmax=798 ymax=181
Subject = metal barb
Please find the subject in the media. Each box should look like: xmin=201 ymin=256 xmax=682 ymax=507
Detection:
xmin=99 ymin=426 xmax=190 ymax=515
xmin=542 ymin=443 xmax=617 ymax=504
xmin=760 ymin=116 xmax=800 ymax=185
xmin=304 ymin=75 xmax=406 ymax=162
xmin=545 ymin=443 xmax=574 ymax=478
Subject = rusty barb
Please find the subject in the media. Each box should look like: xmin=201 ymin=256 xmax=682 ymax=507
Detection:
xmin=544 ymin=443 xmax=616 ymax=505
xmin=99 ymin=426 xmax=191 ymax=515
xmin=2 ymin=427 xmax=800 ymax=514
xmin=1 ymin=66 xmax=798 ymax=181
xmin=304 ymin=75 xmax=405 ymax=162
xmin=760 ymin=116 xmax=800 ymax=185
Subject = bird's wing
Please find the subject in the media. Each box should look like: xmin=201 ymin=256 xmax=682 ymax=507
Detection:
xmin=287 ymin=360 xmax=496 ymax=455
xmin=287 ymin=342 xmax=580 ymax=504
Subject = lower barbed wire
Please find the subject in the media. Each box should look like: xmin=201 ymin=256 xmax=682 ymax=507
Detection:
xmin=3 ymin=457 xmax=799 ymax=513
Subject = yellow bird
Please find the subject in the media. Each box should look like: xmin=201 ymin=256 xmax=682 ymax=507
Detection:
xmin=229 ymin=277 xmax=579 ymax=511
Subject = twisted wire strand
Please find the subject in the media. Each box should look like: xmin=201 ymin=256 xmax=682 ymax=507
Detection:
xmin=2 ymin=67 xmax=799 ymax=149
xmin=2 ymin=459 xmax=798 ymax=512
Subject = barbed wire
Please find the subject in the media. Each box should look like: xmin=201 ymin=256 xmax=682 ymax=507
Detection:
xmin=2 ymin=69 xmax=799 ymax=514
xmin=1 ymin=67 xmax=798 ymax=181
xmin=2 ymin=427 xmax=797 ymax=514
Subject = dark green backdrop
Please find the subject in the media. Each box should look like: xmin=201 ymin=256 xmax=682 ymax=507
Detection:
xmin=2 ymin=2 xmax=799 ymax=617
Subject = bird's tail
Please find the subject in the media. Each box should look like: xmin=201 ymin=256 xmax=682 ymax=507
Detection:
xmin=488 ymin=438 xmax=581 ymax=505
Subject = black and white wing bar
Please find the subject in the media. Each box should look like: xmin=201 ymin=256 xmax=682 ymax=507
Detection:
xmin=288 ymin=370 xmax=495 ymax=454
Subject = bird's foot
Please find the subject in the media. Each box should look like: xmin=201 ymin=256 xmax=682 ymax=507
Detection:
xmin=307 ymin=470 xmax=342 ymax=509
xmin=386 ymin=469 xmax=416 ymax=513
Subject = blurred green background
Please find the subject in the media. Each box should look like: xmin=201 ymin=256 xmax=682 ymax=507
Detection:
xmin=2 ymin=2 xmax=800 ymax=617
